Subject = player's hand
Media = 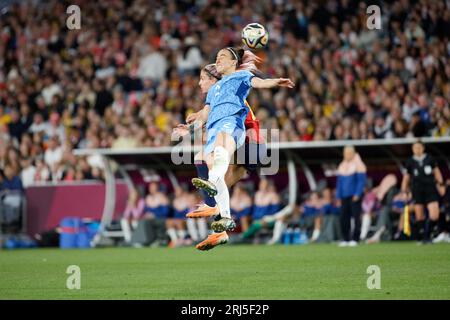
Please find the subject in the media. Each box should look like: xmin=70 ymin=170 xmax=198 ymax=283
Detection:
xmin=352 ymin=195 xmax=359 ymax=202
xmin=172 ymin=124 xmax=190 ymax=139
xmin=277 ymin=78 xmax=295 ymax=88
xmin=186 ymin=112 xmax=199 ymax=124
xmin=438 ymin=185 xmax=446 ymax=196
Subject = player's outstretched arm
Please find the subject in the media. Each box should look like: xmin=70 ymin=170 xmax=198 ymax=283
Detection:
xmin=173 ymin=105 xmax=210 ymax=139
xmin=186 ymin=105 xmax=210 ymax=125
xmin=251 ymin=77 xmax=295 ymax=89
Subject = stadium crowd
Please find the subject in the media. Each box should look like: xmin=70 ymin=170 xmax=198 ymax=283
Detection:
xmin=1 ymin=0 xmax=450 ymax=188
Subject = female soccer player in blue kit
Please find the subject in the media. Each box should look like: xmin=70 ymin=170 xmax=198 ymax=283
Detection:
xmin=186 ymin=47 xmax=294 ymax=249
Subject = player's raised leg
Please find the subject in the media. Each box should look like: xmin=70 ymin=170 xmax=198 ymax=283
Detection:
xmin=186 ymin=203 xmax=219 ymax=218
xmin=204 ymin=131 xmax=237 ymax=232
xmin=196 ymin=231 xmax=229 ymax=251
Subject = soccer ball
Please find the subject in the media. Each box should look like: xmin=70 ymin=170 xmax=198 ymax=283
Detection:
xmin=241 ymin=23 xmax=269 ymax=49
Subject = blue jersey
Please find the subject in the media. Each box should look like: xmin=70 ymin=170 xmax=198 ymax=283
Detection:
xmin=144 ymin=205 xmax=170 ymax=219
xmin=205 ymin=70 xmax=254 ymax=125
xmin=303 ymin=204 xmax=318 ymax=217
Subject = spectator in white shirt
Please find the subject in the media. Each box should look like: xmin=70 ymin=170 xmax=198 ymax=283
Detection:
xmin=34 ymin=158 xmax=51 ymax=182
xmin=176 ymin=36 xmax=203 ymax=74
xmin=44 ymin=136 xmax=63 ymax=170
xmin=44 ymin=112 xmax=65 ymax=142
xmin=137 ymin=45 xmax=168 ymax=81
xmin=20 ymin=157 xmax=36 ymax=188
xmin=28 ymin=113 xmax=48 ymax=134
xmin=41 ymin=75 xmax=63 ymax=106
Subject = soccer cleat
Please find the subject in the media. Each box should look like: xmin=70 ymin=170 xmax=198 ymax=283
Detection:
xmin=432 ymin=232 xmax=450 ymax=244
xmin=211 ymin=218 xmax=236 ymax=232
xmin=186 ymin=204 xmax=219 ymax=218
xmin=348 ymin=240 xmax=358 ymax=247
xmin=196 ymin=232 xmax=229 ymax=251
xmin=192 ymin=178 xmax=218 ymax=197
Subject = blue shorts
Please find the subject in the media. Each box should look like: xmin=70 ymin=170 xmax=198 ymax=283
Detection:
xmin=204 ymin=111 xmax=247 ymax=155
xmin=232 ymin=208 xmax=251 ymax=220
xmin=173 ymin=210 xmax=188 ymax=219
xmin=252 ymin=205 xmax=272 ymax=220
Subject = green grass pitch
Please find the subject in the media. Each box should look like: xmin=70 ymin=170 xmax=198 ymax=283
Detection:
xmin=1 ymin=243 xmax=449 ymax=299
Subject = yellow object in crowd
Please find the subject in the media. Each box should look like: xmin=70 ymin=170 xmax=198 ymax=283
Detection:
xmin=403 ymin=204 xmax=411 ymax=237
xmin=155 ymin=112 xmax=169 ymax=132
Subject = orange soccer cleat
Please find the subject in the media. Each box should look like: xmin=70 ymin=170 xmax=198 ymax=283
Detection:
xmin=196 ymin=232 xmax=229 ymax=251
xmin=186 ymin=204 xmax=219 ymax=218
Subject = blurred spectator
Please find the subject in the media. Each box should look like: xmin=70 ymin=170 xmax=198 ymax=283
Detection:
xmin=230 ymin=183 xmax=252 ymax=232
xmin=433 ymin=180 xmax=450 ymax=243
xmin=299 ymin=191 xmax=322 ymax=242
xmin=239 ymin=179 xmax=281 ymax=242
xmin=366 ymin=174 xmax=401 ymax=243
xmin=34 ymin=158 xmax=51 ymax=182
xmin=28 ymin=113 xmax=47 ymax=135
xmin=0 ymin=164 xmax=23 ymax=191
xmin=336 ymin=146 xmax=367 ymax=246
xmin=8 ymin=108 xmax=27 ymax=142
xmin=44 ymin=136 xmax=63 ymax=171
xmin=0 ymin=164 xmax=24 ymax=232
xmin=123 ymin=188 xmax=145 ymax=225
xmin=137 ymin=46 xmax=168 ymax=81
xmin=44 ymin=112 xmax=65 ymax=143
xmin=111 ymin=126 xmax=140 ymax=149
xmin=121 ymin=187 xmax=145 ymax=243
xmin=316 ymin=188 xmax=342 ymax=242
xmin=360 ymin=186 xmax=377 ymax=241
xmin=142 ymin=182 xmax=170 ymax=246
xmin=176 ymin=36 xmax=203 ymax=74
xmin=166 ymin=185 xmax=191 ymax=247
xmin=19 ymin=157 xmax=36 ymax=188
xmin=252 ymin=179 xmax=281 ymax=221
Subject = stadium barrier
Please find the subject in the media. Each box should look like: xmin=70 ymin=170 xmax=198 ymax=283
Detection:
xmin=74 ymin=137 xmax=450 ymax=246
xmin=24 ymin=181 xmax=128 ymax=238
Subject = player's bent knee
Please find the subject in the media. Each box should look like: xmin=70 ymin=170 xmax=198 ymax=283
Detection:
xmin=213 ymin=146 xmax=230 ymax=166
